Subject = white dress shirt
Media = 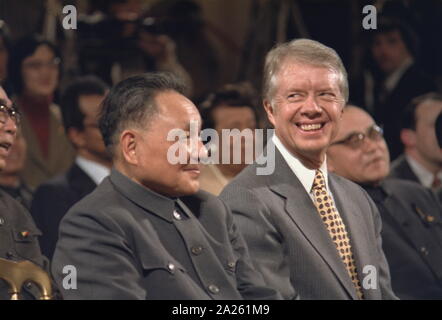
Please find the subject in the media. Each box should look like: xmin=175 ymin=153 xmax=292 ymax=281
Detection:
xmin=406 ymin=155 xmax=442 ymax=189
xmin=75 ymin=156 xmax=110 ymax=185
xmin=272 ymin=135 xmax=332 ymax=202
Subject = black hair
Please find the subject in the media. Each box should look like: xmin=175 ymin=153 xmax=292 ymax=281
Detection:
xmin=7 ymin=34 xmax=61 ymax=95
xmin=199 ymin=82 xmax=259 ymax=131
xmin=401 ymin=92 xmax=442 ymax=130
xmin=99 ymin=72 xmax=187 ymax=155
xmin=60 ymin=75 xmax=108 ymax=132
xmin=369 ymin=16 xmax=419 ymax=59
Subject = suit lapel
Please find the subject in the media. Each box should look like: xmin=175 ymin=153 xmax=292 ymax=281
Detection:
xmin=329 ymin=176 xmax=375 ymax=299
xmin=267 ymin=150 xmax=358 ymax=299
xmin=67 ymin=164 xmax=97 ymax=198
xmin=392 ymin=155 xmax=420 ymax=183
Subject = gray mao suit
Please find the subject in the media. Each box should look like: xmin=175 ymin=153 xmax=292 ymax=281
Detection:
xmin=52 ymin=169 xmax=281 ymax=300
xmin=220 ymin=146 xmax=397 ymax=300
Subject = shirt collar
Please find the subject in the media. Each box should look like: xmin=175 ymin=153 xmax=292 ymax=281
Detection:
xmin=272 ymin=135 xmax=329 ymax=194
xmin=109 ymin=168 xmax=177 ymax=222
xmin=406 ymin=155 xmax=442 ymax=188
xmin=75 ymin=156 xmax=111 ymax=185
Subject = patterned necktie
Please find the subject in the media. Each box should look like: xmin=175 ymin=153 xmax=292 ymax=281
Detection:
xmin=311 ymin=169 xmax=364 ymax=299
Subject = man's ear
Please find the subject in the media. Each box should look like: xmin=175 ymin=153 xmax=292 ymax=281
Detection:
xmin=263 ymin=100 xmax=276 ymax=127
xmin=120 ymin=130 xmax=138 ymax=165
xmin=400 ymin=129 xmax=417 ymax=148
xmin=67 ymin=127 xmax=85 ymax=149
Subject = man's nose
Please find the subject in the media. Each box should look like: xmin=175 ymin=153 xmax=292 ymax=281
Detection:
xmin=3 ymin=117 xmax=17 ymax=136
xmin=361 ymin=135 xmax=378 ymax=153
xmin=301 ymin=95 xmax=322 ymax=117
xmin=196 ymin=140 xmax=208 ymax=162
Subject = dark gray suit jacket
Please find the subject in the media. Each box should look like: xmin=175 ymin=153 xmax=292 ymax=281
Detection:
xmin=31 ymin=164 xmax=97 ymax=260
xmin=390 ymin=154 xmax=442 ymax=204
xmin=389 ymin=155 xmax=420 ymax=184
xmin=364 ymin=179 xmax=442 ymax=299
xmin=220 ymin=148 xmax=397 ymax=300
xmin=52 ymin=169 xmax=280 ymax=300
xmin=0 ymin=190 xmax=51 ymax=299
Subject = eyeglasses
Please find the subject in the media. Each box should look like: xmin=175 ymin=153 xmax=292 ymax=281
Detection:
xmin=0 ymin=104 xmax=21 ymax=126
xmin=330 ymin=124 xmax=383 ymax=149
xmin=22 ymin=57 xmax=61 ymax=71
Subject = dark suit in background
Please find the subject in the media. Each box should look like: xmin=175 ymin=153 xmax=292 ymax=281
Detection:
xmin=52 ymin=169 xmax=281 ymax=300
xmin=390 ymin=154 xmax=442 ymax=203
xmin=389 ymin=154 xmax=420 ymax=183
xmin=220 ymin=149 xmax=396 ymax=300
xmin=351 ymin=65 xmax=436 ymax=160
xmin=31 ymin=164 xmax=96 ymax=260
xmin=0 ymin=183 xmax=33 ymax=211
xmin=363 ymin=179 xmax=442 ymax=299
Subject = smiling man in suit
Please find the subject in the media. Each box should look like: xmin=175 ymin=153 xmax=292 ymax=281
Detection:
xmin=31 ymin=76 xmax=111 ymax=260
xmin=51 ymin=72 xmax=281 ymax=300
xmin=220 ymin=39 xmax=397 ymax=300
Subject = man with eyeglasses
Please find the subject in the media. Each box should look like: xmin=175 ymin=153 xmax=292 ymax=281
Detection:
xmin=327 ymin=105 xmax=442 ymax=299
xmin=0 ymin=86 xmax=52 ymax=299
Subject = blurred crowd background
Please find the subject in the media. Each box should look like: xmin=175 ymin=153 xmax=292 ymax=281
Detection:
xmin=0 ymin=0 xmax=441 ymax=205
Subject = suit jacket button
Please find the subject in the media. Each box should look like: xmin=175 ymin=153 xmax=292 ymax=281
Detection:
xmin=420 ymin=247 xmax=429 ymax=256
xmin=167 ymin=263 xmax=176 ymax=273
xmin=208 ymin=284 xmax=219 ymax=294
xmin=0 ymin=217 xmax=4 ymax=225
xmin=173 ymin=210 xmax=182 ymax=221
xmin=191 ymin=246 xmax=203 ymax=255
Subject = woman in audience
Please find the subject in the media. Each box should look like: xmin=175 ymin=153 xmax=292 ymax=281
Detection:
xmin=8 ymin=35 xmax=75 ymax=189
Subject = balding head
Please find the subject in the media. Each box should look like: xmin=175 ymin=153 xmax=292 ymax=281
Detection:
xmin=327 ymin=106 xmax=390 ymax=185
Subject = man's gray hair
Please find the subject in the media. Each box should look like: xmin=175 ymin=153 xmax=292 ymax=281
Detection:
xmin=263 ymin=38 xmax=349 ymax=103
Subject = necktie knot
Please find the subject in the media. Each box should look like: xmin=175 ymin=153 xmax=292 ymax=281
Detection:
xmin=312 ymin=170 xmax=326 ymax=191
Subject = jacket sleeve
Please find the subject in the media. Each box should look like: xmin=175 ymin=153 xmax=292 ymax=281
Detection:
xmin=51 ymin=209 xmax=146 ymax=299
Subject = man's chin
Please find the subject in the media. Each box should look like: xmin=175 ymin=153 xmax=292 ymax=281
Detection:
xmin=178 ymin=182 xmax=200 ymax=196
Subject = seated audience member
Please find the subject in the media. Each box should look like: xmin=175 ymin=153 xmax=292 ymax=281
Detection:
xmin=390 ymin=93 xmax=442 ymax=202
xmin=0 ymin=85 xmax=50 ymax=299
xmin=51 ymin=72 xmax=281 ymax=300
xmin=0 ymin=128 xmax=33 ymax=210
xmin=327 ymin=106 xmax=442 ymax=299
xmin=8 ymin=35 xmax=75 ymax=189
xmin=220 ymin=39 xmax=395 ymax=300
xmin=199 ymin=83 xmax=259 ymax=195
xmin=31 ymin=76 xmax=111 ymax=260
xmin=351 ymin=17 xmax=436 ymax=160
